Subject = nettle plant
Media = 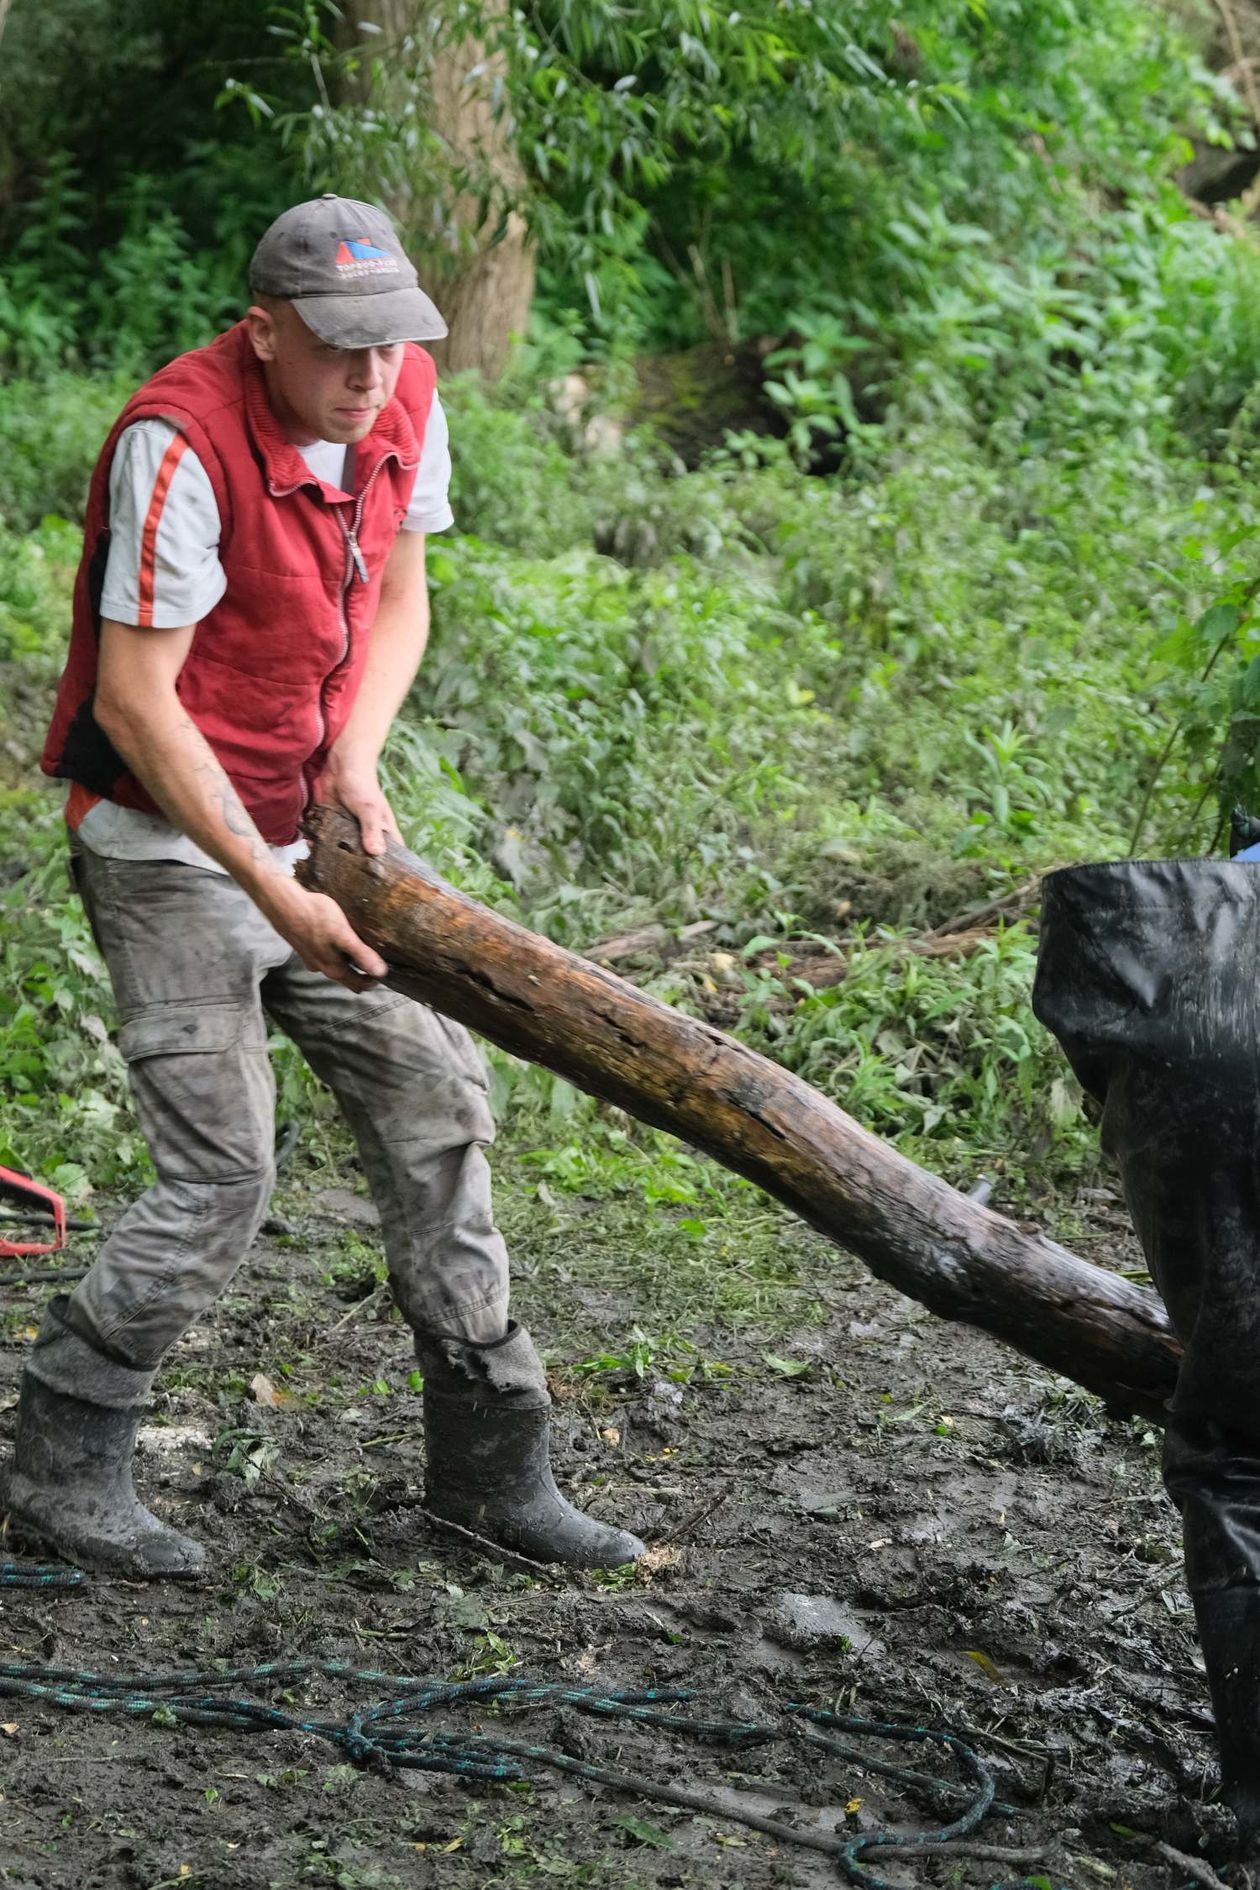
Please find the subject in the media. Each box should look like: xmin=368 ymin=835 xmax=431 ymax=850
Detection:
xmin=1134 ymin=543 xmax=1260 ymax=856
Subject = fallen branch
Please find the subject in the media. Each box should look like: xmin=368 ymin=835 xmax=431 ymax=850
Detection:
xmin=299 ymin=809 xmax=1181 ymax=1422
xmin=919 ymin=874 xmax=1043 ymax=942
xmin=1154 ymin=1842 xmax=1233 ymax=1890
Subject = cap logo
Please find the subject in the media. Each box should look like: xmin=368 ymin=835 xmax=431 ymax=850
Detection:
xmin=335 ymin=236 xmax=399 ymax=278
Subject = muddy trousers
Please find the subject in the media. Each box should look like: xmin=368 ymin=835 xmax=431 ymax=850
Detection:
xmin=1034 ymin=860 xmax=1260 ymax=1844
xmin=63 ymin=844 xmax=511 ymax=1371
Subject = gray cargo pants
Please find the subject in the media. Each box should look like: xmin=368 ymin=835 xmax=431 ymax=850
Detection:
xmin=66 ymin=843 xmax=511 ymax=1369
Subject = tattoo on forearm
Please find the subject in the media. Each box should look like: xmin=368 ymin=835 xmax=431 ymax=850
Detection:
xmin=219 ymin=787 xmax=255 ymax=838
xmin=114 ymin=704 xmax=273 ymax=871
xmin=184 ymin=748 xmax=267 ymax=863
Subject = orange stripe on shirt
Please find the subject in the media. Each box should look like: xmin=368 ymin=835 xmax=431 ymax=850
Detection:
xmin=65 ymin=782 xmax=102 ymax=831
xmin=136 ymin=434 xmax=189 ymax=628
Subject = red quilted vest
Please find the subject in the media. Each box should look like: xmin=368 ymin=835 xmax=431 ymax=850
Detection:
xmin=42 ymin=320 xmax=435 ymax=845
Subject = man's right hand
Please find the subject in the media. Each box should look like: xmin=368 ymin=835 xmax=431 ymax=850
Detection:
xmin=258 ymin=879 xmax=389 ymax=991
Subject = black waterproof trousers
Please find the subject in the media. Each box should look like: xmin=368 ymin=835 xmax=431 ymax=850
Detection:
xmin=1034 ymin=860 xmax=1260 ymax=1843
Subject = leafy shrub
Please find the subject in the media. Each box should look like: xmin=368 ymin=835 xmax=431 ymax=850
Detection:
xmin=3 ymin=335 xmax=1256 ymax=1188
xmin=0 ymin=377 xmax=130 ymax=533
xmin=441 ymin=375 xmax=602 ymax=558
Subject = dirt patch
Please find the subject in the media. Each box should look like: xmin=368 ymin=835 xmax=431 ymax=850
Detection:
xmin=631 ymin=344 xmax=782 ymax=467
xmin=0 ymin=1180 xmax=1215 ymax=1890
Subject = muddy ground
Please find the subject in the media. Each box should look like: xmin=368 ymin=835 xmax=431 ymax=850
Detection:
xmin=0 ymin=1164 xmax=1218 ymax=1890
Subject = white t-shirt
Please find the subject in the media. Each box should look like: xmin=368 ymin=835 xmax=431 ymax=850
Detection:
xmin=75 ymin=395 xmax=452 ymax=874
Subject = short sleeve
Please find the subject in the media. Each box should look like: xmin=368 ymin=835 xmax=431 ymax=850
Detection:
xmin=100 ymin=419 xmax=227 ymax=629
xmin=403 ymin=392 xmax=454 ymax=534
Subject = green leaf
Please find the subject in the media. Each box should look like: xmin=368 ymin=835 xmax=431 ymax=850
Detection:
xmin=612 ymin=1815 xmax=677 ymax=1850
xmin=1196 ymin=600 xmax=1241 ymax=647
xmin=763 ymin=1353 xmax=811 ymax=1378
xmin=446 ymin=1592 xmax=489 ymax=1631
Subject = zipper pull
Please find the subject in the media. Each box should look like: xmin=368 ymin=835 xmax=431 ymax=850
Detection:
xmin=348 ymin=531 xmax=368 ymax=585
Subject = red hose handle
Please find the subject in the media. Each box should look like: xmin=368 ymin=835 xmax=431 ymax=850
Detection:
xmin=0 ymin=1166 xmax=67 ymax=1258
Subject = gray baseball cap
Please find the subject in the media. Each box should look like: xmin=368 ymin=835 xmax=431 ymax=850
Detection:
xmin=249 ymin=194 xmax=447 ymax=347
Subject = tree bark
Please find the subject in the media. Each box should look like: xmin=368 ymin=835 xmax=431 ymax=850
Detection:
xmin=345 ymin=0 xmax=534 ymax=379
xmin=300 ymin=806 xmax=1182 ymax=1422
xmin=421 ymin=11 xmax=534 ymax=380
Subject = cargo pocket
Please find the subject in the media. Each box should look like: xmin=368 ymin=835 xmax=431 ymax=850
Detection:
xmin=117 ymin=998 xmax=252 ymax=1063
xmin=117 ymin=999 xmax=274 ymax=1182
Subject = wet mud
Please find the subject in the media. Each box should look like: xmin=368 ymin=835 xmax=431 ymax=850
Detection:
xmin=0 ymin=1181 xmax=1218 ymax=1890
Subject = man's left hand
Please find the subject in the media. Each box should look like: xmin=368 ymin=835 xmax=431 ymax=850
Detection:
xmin=318 ymin=754 xmax=402 ymax=858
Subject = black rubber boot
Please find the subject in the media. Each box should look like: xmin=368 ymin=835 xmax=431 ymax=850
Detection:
xmin=1034 ymin=860 xmax=1260 ymax=1853
xmin=1189 ymin=1586 xmax=1260 ymax=1851
xmin=417 ymin=1324 xmax=646 ymax=1568
xmin=0 ymin=1297 xmax=206 ymax=1579
xmin=1166 ymin=1417 xmax=1260 ymax=1852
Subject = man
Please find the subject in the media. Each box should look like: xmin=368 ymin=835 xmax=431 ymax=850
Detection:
xmin=0 ymin=195 xmax=644 ymax=1580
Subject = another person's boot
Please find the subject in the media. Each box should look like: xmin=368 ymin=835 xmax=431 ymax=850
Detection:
xmin=0 ymin=1296 xmax=205 ymax=1579
xmin=416 ymin=1323 xmax=645 ymax=1567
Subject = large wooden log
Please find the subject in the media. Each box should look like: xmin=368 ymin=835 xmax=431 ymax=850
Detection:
xmin=299 ymin=807 xmax=1181 ymax=1421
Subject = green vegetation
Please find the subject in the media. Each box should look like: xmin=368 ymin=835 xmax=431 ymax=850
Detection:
xmin=5 ymin=0 xmax=1260 ymax=1258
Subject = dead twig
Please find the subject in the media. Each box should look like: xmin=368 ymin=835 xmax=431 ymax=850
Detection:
xmin=919 ymin=875 xmax=1043 ymax=942
xmin=1216 ymin=0 xmax=1260 ymax=223
xmin=327 ymin=1281 xmax=390 ymax=1336
xmin=1216 ymin=0 xmax=1260 ymax=131
xmin=796 ymin=1724 xmax=1020 ymax=1817
xmin=1154 ymin=1841 xmax=1233 ymax=1890
xmin=584 ymin=922 xmax=670 ymax=963
xmin=656 ymin=1483 xmax=731 ymax=1545
xmin=1105 ymin=1559 xmax=1186 ymax=1619
xmin=417 ymin=1503 xmax=566 ymax=1578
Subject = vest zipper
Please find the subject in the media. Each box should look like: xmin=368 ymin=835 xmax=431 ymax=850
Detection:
xmin=345 ymin=527 xmax=369 ymax=587
xmin=317 ymin=461 xmax=393 ymax=763
xmin=334 ymin=513 xmax=359 ymax=664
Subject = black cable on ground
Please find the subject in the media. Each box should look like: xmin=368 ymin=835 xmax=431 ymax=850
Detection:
xmin=0 ymin=1561 xmax=86 ymax=1590
xmin=790 ymin=1705 xmax=999 ymax=1888
xmin=0 ymin=1267 xmax=91 ymax=1287
xmin=0 ymin=1627 xmax=1078 ymax=1885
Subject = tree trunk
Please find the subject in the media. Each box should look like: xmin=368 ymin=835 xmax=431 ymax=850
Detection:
xmin=345 ymin=0 xmax=534 ymax=379
xmin=421 ymin=12 xmax=534 ymax=380
xmin=299 ymin=807 xmax=1182 ymax=1422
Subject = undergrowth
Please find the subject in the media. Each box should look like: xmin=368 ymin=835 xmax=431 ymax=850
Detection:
xmin=5 ymin=365 xmax=1259 ymax=1231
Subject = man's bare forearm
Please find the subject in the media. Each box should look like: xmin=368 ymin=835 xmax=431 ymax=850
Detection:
xmin=91 ymin=619 xmax=388 ymax=988
xmin=95 ymin=694 xmax=289 ymax=905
